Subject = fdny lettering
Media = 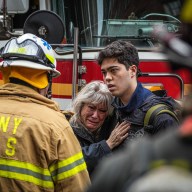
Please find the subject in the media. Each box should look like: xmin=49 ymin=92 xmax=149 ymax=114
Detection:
xmin=13 ymin=118 xmax=22 ymax=134
xmin=0 ymin=116 xmax=22 ymax=134
xmin=6 ymin=137 xmax=17 ymax=156
xmin=0 ymin=116 xmax=10 ymax=132
xmin=0 ymin=116 xmax=22 ymax=157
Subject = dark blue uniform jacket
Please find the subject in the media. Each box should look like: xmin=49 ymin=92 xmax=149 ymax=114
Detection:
xmin=111 ymin=82 xmax=180 ymax=146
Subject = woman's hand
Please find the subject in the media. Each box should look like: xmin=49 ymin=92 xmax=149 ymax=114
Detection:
xmin=106 ymin=121 xmax=130 ymax=149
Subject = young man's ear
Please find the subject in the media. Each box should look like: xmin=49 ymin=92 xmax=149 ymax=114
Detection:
xmin=130 ymin=65 xmax=137 ymax=77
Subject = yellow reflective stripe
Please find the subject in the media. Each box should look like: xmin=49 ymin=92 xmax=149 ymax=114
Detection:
xmin=0 ymin=158 xmax=54 ymax=189
xmin=150 ymin=160 xmax=166 ymax=169
xmin=50 ymin=152 xmax=84 ymax=171
xmin=46 ymin=53 xmax=55 ymax=65
xmin=0 ymin=159 xmax=51 ymax=175
xmin=0 ymin=170 xmax=54 ymax=188
xmin=10 ymin=47 xmax=27 ymax=54
xmin=150 ymin=159 xmax=191 ymax=171
xmin=49 ymin=152 xmax=87 ymax=181
xmin=181 ymin=0 xmax=192 ymax=23
xmin=52 ymin=162 xmax=87 ymax=181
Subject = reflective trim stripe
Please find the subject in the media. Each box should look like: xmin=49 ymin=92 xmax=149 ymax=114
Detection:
xmin=50 ymin=152 xmax=87 ymax=181
xmin=46 ymin=53 xmax=55 ymax=65
xmin=150 ymin=159 xmax=191 ymax=170
xmin=0 ymin=158 xmax=54 ymax=188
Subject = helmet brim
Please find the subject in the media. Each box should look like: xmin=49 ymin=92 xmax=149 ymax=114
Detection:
xmin=0 ymin=60 xmax=61 ymax=78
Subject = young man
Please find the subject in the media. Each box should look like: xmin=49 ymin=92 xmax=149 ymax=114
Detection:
xmin=87 ymin=40 xmax=192 ymax=192
xmin=0 ymin=33 xmax=90 ymax=192
xmin=97 ymin=40 xmax=180 ymax=146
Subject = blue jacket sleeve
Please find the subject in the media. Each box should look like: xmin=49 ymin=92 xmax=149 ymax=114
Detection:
xmin=153 ymin=113 xmax=179 ymax=134
xmin=82 ymin=140 xmax=111 ymax=175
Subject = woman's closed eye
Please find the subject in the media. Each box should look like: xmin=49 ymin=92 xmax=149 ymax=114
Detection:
xmin=87 ymin=105 xmax=95 ymax=111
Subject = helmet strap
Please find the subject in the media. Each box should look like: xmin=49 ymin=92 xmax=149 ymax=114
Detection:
xmin=46 ymin=71 xmax=53 ymax=99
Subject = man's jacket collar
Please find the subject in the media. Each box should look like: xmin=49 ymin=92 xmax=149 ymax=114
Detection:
xmin=112 ymin=82 xmax=152 ymax=113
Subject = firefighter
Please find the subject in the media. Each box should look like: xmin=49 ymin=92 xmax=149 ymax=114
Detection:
xmin=0 ymin=33 xmax=90 ymax=192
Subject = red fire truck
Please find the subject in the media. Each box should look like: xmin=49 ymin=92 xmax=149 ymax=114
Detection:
xmin=0 ymin=0 xmax=191 ymax=110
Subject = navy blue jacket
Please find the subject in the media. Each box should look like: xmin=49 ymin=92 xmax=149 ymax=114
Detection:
xmin=71 ymin=120 xmax=112 ymax=177
xmin=110 ymin=82 xmax=180 ymax=148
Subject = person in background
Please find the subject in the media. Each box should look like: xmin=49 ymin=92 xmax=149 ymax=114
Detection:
xmin=97 ymin=39 xmax=180 ymax=148
xmin=87 ymin=111 xmax=192 ymax=192
xmin=69 ymin=81 xmax=130 ymax=178
xmin=0 ymin=33 xmax=90 ymax=192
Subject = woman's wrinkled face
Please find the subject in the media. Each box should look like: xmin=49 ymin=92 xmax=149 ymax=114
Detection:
xmin=80 ymin=103 xmax=108 ymax=132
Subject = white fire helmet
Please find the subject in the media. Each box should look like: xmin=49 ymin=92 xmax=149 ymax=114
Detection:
xmin=0 ymin=33 xmax=60 ymax=77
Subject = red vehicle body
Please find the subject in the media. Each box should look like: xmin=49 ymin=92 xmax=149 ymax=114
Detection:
xmin=0 ymin=0 xmax=191 ymax=110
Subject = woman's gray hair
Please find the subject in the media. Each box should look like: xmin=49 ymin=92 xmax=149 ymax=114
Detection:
xmin=70 ymin=80 xmax=113 ymax=123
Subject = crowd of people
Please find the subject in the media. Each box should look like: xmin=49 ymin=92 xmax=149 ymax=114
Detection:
xmin=0 ymin=0 xmax=192 ymax=191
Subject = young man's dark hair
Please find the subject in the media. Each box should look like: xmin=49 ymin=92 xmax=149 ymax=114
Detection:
xmin=98 ymin=40 xmax=139 ymax=68
xmin=97 ymin=39 xmax=180 ymax=149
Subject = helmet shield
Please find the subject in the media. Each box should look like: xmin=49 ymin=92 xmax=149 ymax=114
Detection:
xmin=0 ymin=33 xmax=60 ymax=77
